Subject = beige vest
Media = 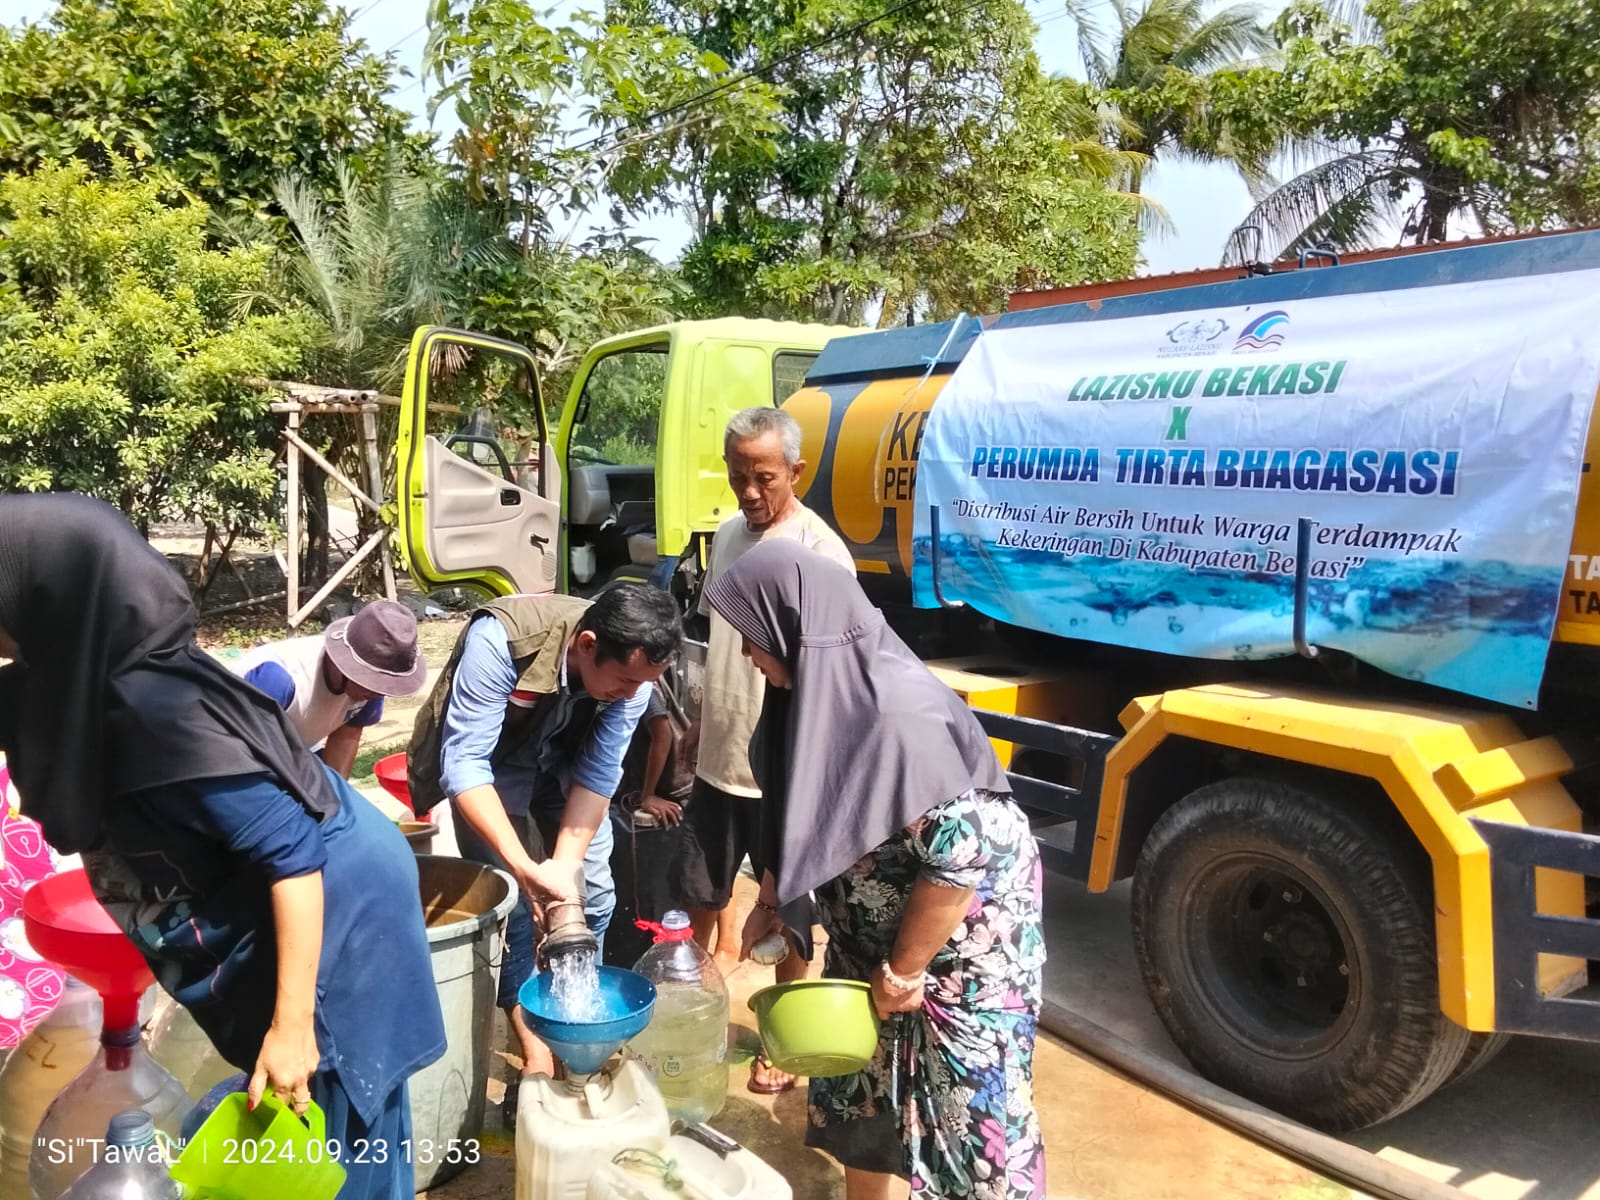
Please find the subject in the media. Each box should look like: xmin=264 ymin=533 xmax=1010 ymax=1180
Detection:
xmin=405 ymin=595 xmax=592 ymax=814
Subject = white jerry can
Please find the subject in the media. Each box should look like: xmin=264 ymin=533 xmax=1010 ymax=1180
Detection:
xmin=585 ymin=1125 xmax=793 ymax=1200
xmin=515 ymin=1059 xmax=672 ymax=1200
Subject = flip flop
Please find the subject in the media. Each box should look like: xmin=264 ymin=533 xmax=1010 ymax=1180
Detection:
xmin=747 ymin=1052 xmax=797 ymax=1095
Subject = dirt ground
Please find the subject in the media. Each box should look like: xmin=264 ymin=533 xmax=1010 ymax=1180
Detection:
xmin=144 ymin=529 xmax=1341 ymax=1200
xmin=413 ymin=869 xmax=1342 ymax=1200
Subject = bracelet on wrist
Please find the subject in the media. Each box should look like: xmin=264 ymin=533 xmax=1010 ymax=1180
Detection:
xmin=754 ymin=899 xmax=778 ymax=915
xmin=879 ymin=960 xmax=922 ymax=993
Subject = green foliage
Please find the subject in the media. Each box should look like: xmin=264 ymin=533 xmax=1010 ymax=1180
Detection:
xmin=425 ymin=0 xmax=782 ymax=248
xmin=0 ymin=162 xmax=317 ymax=533
xmin=566 ymin=347 xmax=667 ymax=466
xmin=268 ymin=156 xmax=513 ymax=391
xmin=1067 ymin=0 xmax=1279 ymax=192
xmin=637 ymin=0 xmax=1145 ymax=324
xmin=464 ymin=238 xmax=685 ymax=416
xmin=1217 ymin=0 xmax=1600 ymax=260
xmin=0 ymin=0 xmax=415 ymax=220
xmin=417 ymin=1 xmax=775 ymax=408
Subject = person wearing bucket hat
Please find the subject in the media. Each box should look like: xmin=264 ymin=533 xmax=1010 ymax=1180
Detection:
xmin=234 ymin=600 xmax=427 ymax=778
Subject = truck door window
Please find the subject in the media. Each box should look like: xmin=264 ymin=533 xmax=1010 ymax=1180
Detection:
xmin=773 ymin=351 xmax=818 ymax=403
xmin=428 ymin=344 xmax=544 ymax=491
xmin=569 ymin=347 xmax=668 ymax=466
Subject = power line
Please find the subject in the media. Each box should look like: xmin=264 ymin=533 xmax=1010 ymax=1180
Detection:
xmin=383 ymin=22 xmax=426 ymax=55
xmin=349 ymin=0 xmax=401 ymax=22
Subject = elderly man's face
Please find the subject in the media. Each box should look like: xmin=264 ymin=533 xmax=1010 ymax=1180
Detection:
xmin=725 ymin=430 xmax=804 ymax=533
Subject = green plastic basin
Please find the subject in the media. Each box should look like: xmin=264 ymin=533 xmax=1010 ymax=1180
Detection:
xmin=747 ymin=979 xmax=880 ymax=1077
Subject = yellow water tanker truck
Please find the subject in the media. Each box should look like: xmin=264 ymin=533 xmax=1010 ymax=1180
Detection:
xmin=396 ymin=230 xmax=1600 ymax=1131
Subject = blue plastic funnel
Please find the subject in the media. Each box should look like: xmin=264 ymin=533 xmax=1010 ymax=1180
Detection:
xmin=518 ymin=966 xmax=656 ymax=1075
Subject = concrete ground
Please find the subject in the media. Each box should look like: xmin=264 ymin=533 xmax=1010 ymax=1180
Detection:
xmin=329 ymin=612 xmax=1600 ymax=1200
xmin=1039 ymin=876 xmax=1600 ymax=1200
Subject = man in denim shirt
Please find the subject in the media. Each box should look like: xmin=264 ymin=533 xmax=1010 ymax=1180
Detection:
xmin=408 ymin=584 xmax=681 ymax=1080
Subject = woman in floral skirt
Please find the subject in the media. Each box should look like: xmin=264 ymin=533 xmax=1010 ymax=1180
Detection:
xmin=705 ymin=540 xmax=1045 ymax=1200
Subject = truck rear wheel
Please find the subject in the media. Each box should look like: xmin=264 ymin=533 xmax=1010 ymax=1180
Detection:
xmin=1130 ymin=777 xmax=1471 ymax=1131
xmin=1446 ymin=1032 xmax=1510 ymax=1085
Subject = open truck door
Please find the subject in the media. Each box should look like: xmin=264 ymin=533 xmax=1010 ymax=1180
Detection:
xmin=396 ymin=327 xmax=562 ymax=598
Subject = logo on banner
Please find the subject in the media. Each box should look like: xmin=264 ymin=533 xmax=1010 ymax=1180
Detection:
xmin=1234 ymin=310 xmax=1290 ymax=353
xmin=1158 ymin=317 xmax=1230 ymax=358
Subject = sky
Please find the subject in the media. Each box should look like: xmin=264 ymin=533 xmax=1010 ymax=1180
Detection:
xmin=4 ymin=0 xmax=1287 ymax=276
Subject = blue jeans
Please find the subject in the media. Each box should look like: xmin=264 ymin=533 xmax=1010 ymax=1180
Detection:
xmin=452 ymin=804 xmax=615 ymax=1010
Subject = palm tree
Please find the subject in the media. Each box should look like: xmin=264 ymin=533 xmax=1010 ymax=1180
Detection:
xmin=262 ymin=155 xmax=511 ymax=587
xmin=1221 ymin=0 xmax=1600 ymax=266
xmin=1065 ymin=0 xmax=1279 ymax=193
xmin=1217 ymin=0 xmax=1438 ymax=267
xmin=1220 ymin=146 xmax=1428 ymax=268
xmin=272 ymin=155 xmax=510 ymax=391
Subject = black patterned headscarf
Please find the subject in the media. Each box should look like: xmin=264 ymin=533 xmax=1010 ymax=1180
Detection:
xmin=704 ymin=539 xmax=1009 ymax=906
xmin=0 ymin=493 xmax=337 ymax=852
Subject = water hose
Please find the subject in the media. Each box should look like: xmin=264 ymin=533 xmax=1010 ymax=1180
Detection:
xmin=1038 ymin=1000 xmax=1474 ymax=1200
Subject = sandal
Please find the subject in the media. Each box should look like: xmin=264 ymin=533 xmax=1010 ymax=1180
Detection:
xmin=747 ymin=1052 xmax=797 ymax=1095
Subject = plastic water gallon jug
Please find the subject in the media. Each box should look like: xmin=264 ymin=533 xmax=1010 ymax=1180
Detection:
xmin=585 ymin=1126 xmax=793 ymax=1200
xmin=625 ymin=911 xmax=728 ymax=1125
xmin=0 ymin=979 xmax=101 ymax=1196
xmin=56 ymin=1109 xmax=178 ymax=1200
xmin=515 ymin=1058 xmax=671 ymax=1200
xmin=146 ymin=999 xmax=233 ymax=1101
xmin=29 ymin=1023 xmax=191 ymax=1200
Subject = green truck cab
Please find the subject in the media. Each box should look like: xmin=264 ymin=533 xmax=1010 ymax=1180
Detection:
xmin=395 ymin=318 xmax=858 ymax=600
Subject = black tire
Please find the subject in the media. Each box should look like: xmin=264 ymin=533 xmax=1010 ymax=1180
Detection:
xmin=1130 ymin=777 xmax=1471 ymax=1131
xmin=1445 ymin=1031 xmax=1511 ymax=1086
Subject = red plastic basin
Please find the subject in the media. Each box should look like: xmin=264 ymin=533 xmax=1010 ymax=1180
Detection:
xmin=22 ymin=869 xmax=152 ymax=1029
xmin=374 ymin=752 xmax=419 ymax=817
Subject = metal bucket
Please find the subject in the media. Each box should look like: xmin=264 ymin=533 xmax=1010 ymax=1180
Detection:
xmin=408 ymin=855 xmax=516 ymax=1191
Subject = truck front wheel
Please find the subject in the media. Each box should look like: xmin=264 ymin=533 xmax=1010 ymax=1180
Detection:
xmin=1130 ymin=777 xmax=1471 ymax=1131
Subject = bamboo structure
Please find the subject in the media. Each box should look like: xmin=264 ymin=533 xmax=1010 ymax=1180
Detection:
xmin=263 ymin=381 xmax=399 ymax=627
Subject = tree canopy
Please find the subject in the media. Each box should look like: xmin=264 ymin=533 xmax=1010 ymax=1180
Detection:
xmin=4 ymin=0 xmax=1599 ymax=539
xmin=0 ymin=161 xmax=315 ymax=532
xmin=1216 ymin=0 xmax=1600 ymax=261
xmin=1066 ymin=0 xmax=1277 ymax=193
xmin=628 ymin=0 xmax=1145 ymax=323
xmin=0 ymin=0 xmax=414 ymax=219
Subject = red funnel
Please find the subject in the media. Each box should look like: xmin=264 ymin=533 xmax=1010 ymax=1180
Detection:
xmin=23 ymin=869 xmax=153 ymax=1030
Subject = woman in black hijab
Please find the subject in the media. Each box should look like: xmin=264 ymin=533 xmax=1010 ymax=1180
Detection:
xmin=705 ymin=540 xmax=1046 ymax=1200
xmin=0 ymin=494 xmax=444 ymax=1200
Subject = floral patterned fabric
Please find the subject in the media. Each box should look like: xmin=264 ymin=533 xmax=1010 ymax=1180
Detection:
xmin=0 ymin=755 xmax=67 ymax=1047
xmin=807 ymin=788 xmax=1046 ymax=1199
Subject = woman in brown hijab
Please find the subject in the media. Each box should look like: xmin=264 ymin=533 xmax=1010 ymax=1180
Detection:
xmin=706 ymin=540 xmax=1046 ymax=1200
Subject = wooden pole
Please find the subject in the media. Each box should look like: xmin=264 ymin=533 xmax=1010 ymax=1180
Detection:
xmin=360 ymin=409 xmax=398 ymax=601
xmin=201 ymin=590 xmax=290 ymax=620
xmin=286 ymin=407 xmax=301 ymax=624
xmin=288 ymin=528 xmax=390 ymax=628
xmin=281 ymin=428 xmax=381 ymax=514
